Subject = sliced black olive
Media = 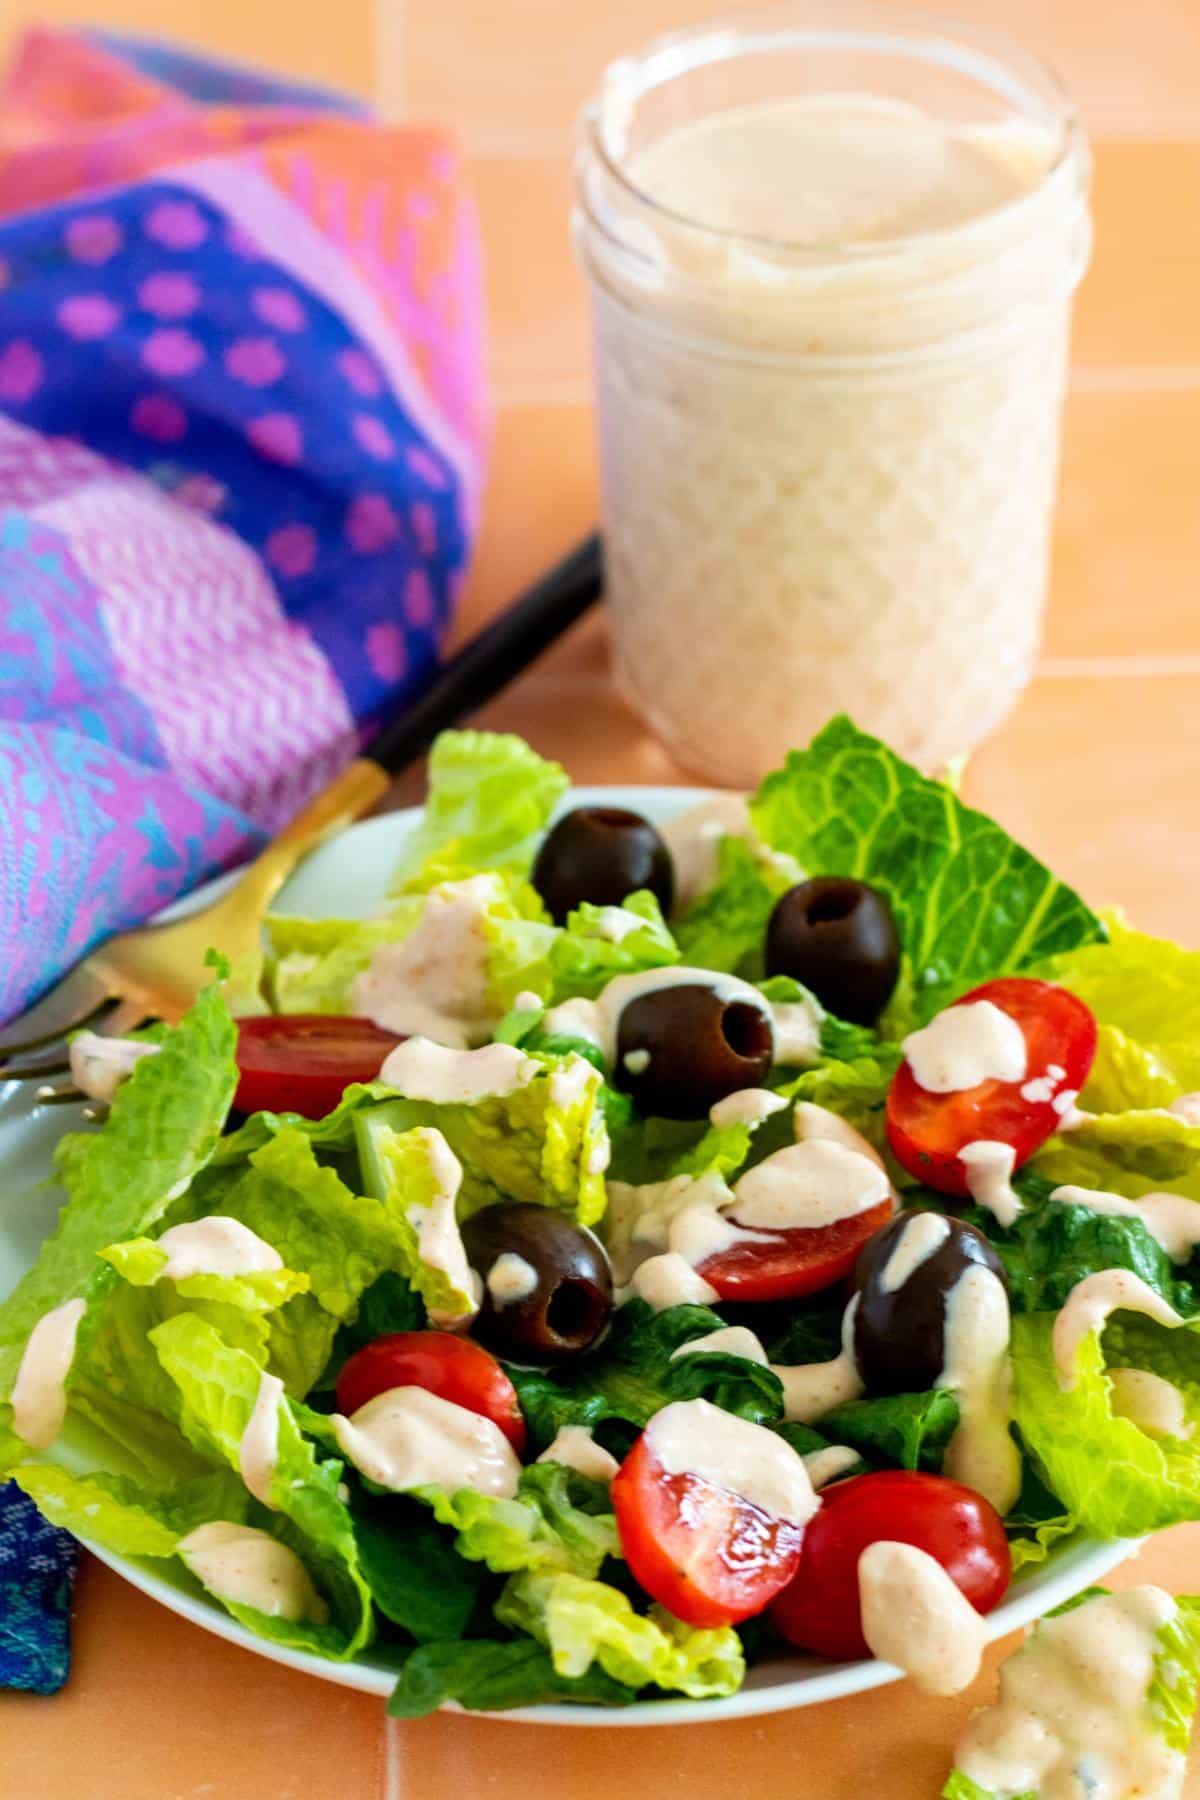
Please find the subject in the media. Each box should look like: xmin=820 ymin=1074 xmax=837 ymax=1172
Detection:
xmin=462 ymin=1201 xmax=613 ymax=1365
xmin=614 ymin=982 xmax=773 ymax=1119
xmin=765 ymin=877 xmax=900 ymax=1025
xmin=851 ymin=1211 xmax=1008 ymax=1395
xmin=532 ymin=806 xmax=674 ymax=925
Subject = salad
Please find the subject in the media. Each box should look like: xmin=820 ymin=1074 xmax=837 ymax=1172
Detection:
xmin=4 ymin=716 xmax=1200 ymax=1785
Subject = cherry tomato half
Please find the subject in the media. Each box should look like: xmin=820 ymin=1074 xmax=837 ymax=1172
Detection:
xmin=696 ymin=1198 xmax=895 ymax=1303
xmin=611 ymin=1431 xmax=805 ymax=1627
xmin=233 ymin=1015 xmax=401 ymax=1120
xmin=886 ymin=977 xmax=1096 ymax=1197
xmin=770 ymin=1471 xmax=1011 ymax=1662
xmin=335 ymin=1331 xmax=526 ymax=1453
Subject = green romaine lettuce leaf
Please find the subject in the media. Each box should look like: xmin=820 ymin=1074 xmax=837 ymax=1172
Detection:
xmin=496 ymin=1570 xmax=744 ymax=1699
xmin=350 ymin=1489 xmax=484 ymax=1642
xmin=360 ymin=1124 xmax=476 ymax=1323
xmin=264 ymin=909 xmax=423 ymax=1015
xmin=548 ymin=892 xmax=680 ymax=1000
xmin=815 ymin=1389 xmax=961 ymax=1472
xmin=388 ymin=730 xmax=568 ymax=895
xmin=749 ymin=716 xmax=1104 ymax=1026
xmin=11 ymin=1465 xmax=248 ymax=1558
xmin=416 ymin=1462 xmax=618 ymax=1580
xmin=387 ymin=1637 xmax=638 ymax=1717
xmin=673 ymin=835 xmax=791 ymax=977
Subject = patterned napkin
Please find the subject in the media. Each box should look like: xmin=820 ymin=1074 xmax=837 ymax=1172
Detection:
xmin=0 ymin=26 xmax=488 ymax=1690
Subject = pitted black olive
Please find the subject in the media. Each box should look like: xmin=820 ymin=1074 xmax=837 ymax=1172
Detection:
xmin=462 ymin=1202 xmax=612 ymax=1365
xmin=851 ymin=1211 xmax=1008 ymax=1395
xmin=765 ymin=877 xmax=900 ymax=1025
xmin=614 ymin=982 xmax=773 ymax=1119
xmin=532 ymin=806 xmax=674 ymax=925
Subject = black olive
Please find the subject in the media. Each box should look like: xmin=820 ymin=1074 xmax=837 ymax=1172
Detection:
xmin=765 ymin=877 xmax=900 ymax=1025
xmin=532 ymin=806 xmax=674 ymax=925
xmin=614 ymin=981 xmax=773 ymax=1119
xmin=462 ymin=1202 xmax=613 ymax=1365
xmin=851 ymin=1211 xmax=1009 ymax=1395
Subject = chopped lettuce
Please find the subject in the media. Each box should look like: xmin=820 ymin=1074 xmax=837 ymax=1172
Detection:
xmin=265 ymin=909 xmax=422 ymax=1014
xmin=749 ymin=716 xmax=1104 ymax=1026
xmin=388 ymin=730 xmax=568 ymax=895
xmin=11 ymin=1465 xmax=248 ymax=1558
xmin=351 ymin=1491 xmax=484 ymax=1642
xmin=673 ymin=835 xmax=790 ymax=977
xmin=496 ymin=1570 xmax=745 ymax=1699
xmin=387 ymin=1637 xmax=638 ymax=1717
xmin=0 ymin=982 xmax=237 ymax=1399
xmin=1043 ymin=917 xmax=1200 ymax=1107
xmin=416 ymin=1462 xmax=618 ymax=1580
xmin=360 ymin=1124 xmax=477 ymax=1324
xmin=814 ymin=1389 xmax=961 ymax=1473
xmin=548 ymin=892 xmax=680 ymax=1000
xmin=1033 ymin=1110 xmax=1200 ymax=1195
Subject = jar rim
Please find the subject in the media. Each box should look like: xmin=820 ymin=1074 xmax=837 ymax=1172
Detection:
xmin=579 ymin=0 xmax=1088 ymax=268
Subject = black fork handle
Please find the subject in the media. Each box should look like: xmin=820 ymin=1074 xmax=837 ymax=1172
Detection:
xmin=366 ymin=533 xmax=603 ymax=778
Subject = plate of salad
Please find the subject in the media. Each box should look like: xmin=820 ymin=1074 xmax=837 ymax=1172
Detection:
xmin=4 ymin=717 xmax=1200 ymax=1751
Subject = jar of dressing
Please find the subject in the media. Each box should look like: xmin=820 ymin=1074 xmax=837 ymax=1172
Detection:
xmin=574 ymin=2 xmax=1091 ymax=783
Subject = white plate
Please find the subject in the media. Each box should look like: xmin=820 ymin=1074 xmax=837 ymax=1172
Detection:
xmin=0 ymin=787 xmax=1136 ymax=1725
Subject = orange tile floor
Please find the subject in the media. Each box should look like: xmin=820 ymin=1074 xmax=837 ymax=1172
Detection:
xmin=3 ymin=0 xmax=1200 ymax=1793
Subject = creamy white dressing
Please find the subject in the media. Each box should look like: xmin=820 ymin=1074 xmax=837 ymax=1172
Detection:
xmin=1049 ymin=1183 xmax=1200 ymax=1263
xmin=668 ymin=1325 xmax=769 ymax=1365
xmin=536 ymin=1424 xmax=620 ymax=1483
xmin=644 ymin=1398 xmax=819 ymax=1525
xmin=630 ymin=1252 xmax=720 ymax=1310
xmin=513 ymin=989 xmax=543 ymax=1013
xmin=378 ymin=1036 xmax=539 ymax=1104
xmin=938 ymin=1264 xmax=1022 ymax=1514
xmin=659 ymin=794 xmax=800 ymax=912
xmin=880 ymin=1212 xmax=951 ymax=1294
xmin=1109 ymin=1367 xmax=1192 ymax=1441
xmin=954 ymin=1586 xmax=1182 ymax=1800
xmin=709 ymin=1087 xmax=788 ymax=1130
xmin=1053 ymin=1269 xmax=1183 ymax=1389
xmin=858 ymin=1540 xmax=987 ymax=1696
xmin=1170 ymin=1092 xmax=1200 ymax=1128
xmin=486 ymin=1252 xmax=539 ymax=1307
xmin=591 ymin=905 xmax=645 ymax=944
xmin=770 ymin=1000 xmax=821 ymax=1068
xmin=1051 ymin=1087 xmax=1080 ymax=1118
xmin=731 ymin=1139 xmax=889 ymax=1232
xmin=156 ymin=1216 xmax=284 ymax=1282
xmin=802 ymin=1444 xmax=860 ymax=1489
xmin=333 ymin=1385 xmax=521 ymax=1498
xmin=772 ymin=1295 xmax=866 ymax=1423
xmin=549 ymin=1056 xmax=595 ymax=1112
xmin=177 ymin=1522 xmax=329 ymax=1625
xmin=353 ymin=875 xmax=500 ymax=1048
xmin=9 ymin=1297 xmax=86 ymax=1451
xmin=903 ymin=1001 xmax=1027 ymax=1095
xmin=67 ymin=1031 xmax=159 ymax=1104
xmin=792 ymin=1101 xmax=887 ymax=1175
xmin=541 ymin=995 xmax=606 ymax=1050
xmin=1020 ymin=1061 xmax=1066 ymax=1105
xmin=402 ymin=1127 xmax=478 ymax=1327
xmin=960 ymin=1140 xmax=1023 ymax=1229
xmin=622 ymin=1048 xmax=651 ymax=1076
xmin=238 ymin=1371 xmax=284 ymax=1509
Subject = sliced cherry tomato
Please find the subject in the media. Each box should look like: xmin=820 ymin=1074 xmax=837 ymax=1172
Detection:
xmin=233 ymin=1015 xmax=401 ymax=1120
xmin=886 ymin=977 xmax=1097 ymax=1197
xmin=696 ymin=1198 xmax=894 ymax=1304
xmin=335 ymin=1331 xmax=526 ymax=1453
xmin=611 ymin=1431 xmax=805 ymax=1627
xmin=770 ymin=1470 xmax=1011 ymax=1662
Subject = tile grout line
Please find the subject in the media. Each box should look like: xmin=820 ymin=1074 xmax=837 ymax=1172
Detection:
xmin=382 ymin=1716 xmax=406 ymax=1800
xmin=373 ymin=0 xmax=406 ymax=122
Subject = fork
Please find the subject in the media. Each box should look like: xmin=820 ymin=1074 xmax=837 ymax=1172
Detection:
xmin=1 ymin=534 xmax=603 ymax=1092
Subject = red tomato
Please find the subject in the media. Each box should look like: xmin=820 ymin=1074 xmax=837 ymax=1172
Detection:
xmin=233 ymin=1015 xmax=401 ymax=1120
xmin=611 ymin=1431 xmax=805 ymax=1627
xmin=696 ymin=1198 xmax=895 ymax=1303
xmin=770 ymin=1471 xmax=1011 ymax=1662
xmin=886 ymin=977 xmax=1097 ymax=1197
xmin=335 ymin=1331 xmax=526 ymax=1453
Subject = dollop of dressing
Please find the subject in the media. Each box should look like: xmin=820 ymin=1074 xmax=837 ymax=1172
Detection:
xmin=938 ymin=1264 xmax=1022 ymax=1513
xmin=903 ymin=1001 xmax=1027 ymax=1094
xmin=1053 ymin=1270 xmax=1183 ymax=1390
xmin=659 ymin=794 xmax=799 ymax=912
xmin=803 ymin=1444 xmax=861 ymax=1489
xmin=333 ymin=1385 xmax=521 ymax=1498
xmin=731 ymin=1139 xmax=889 ymax=1231
xmin=238 ymin=1370 xmax=284 ymax=1509
xmin=960 ymin=1140 xmax=1023 ymax=1229
xmin=486 ymin=1251 xmax=539 ymax=1307
xmin=954 ymin=1586 xmax=1182 ymax=1800
xmin=156 ymin=1216 xmax=284 ymax=1282
xmin=353 ymin=875 xmax=501 ymax=1048
xmin=9 ymin=1297 xmax=86 ymax=1450
xmin=792 ymin=1102 xmax=888 ymax=1175
xmin=772 ymin=1296 xmax=866 ymax=1423
xmin=535 ymin=1425 xmax=620 ymax=1483
xmin=858 ymin=1540 xmax=987 ymax=1696
xmin=402 ymin=1127 xmax=479 ymax=1327
xmin=68 ymin=1031 xmax=159 ymax=1104
xmin=880 ymin=1212 xmax=951 ymax=1293
xmin=177 ymin=1522 xmax=329 ymax=1624
xmin=378 ymin=1037 xmax=539 ymax=1104
xmin=1050 ymin=1184 xmax=1200 ymax=1263
xmin=669 ymin=1325 xmax=769 ymax=1365
xmin=630 ymin=1252 xmax=720 ymax=1311
xmin=1108 ymin=1367 xmax=1192 ymax=1440
xmin=644 ymin=1398 xmax=819 ymax=1525
xmin=709 ymin=1087 xmax=788 ymax=1130
xmin=770 ymin=1001 xmax=821 ymax=1068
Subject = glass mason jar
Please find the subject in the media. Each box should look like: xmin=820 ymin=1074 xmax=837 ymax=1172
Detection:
xmin=574 ymin=3 xmax=1091 ymax=784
